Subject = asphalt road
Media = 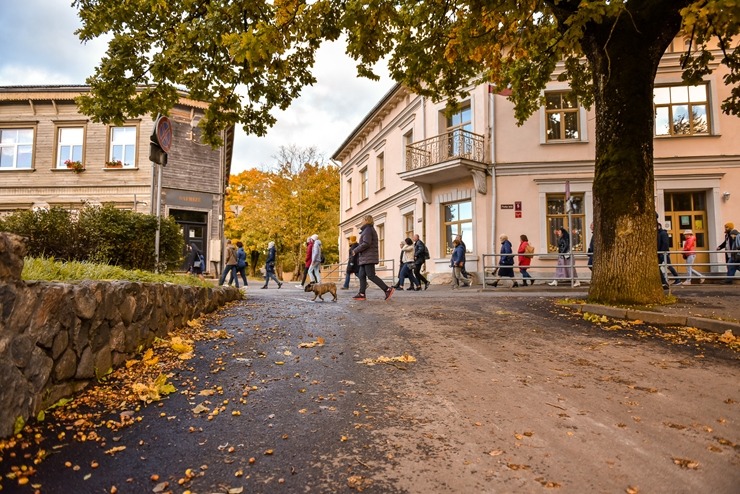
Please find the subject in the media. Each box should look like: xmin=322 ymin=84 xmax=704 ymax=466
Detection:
xmin=3 ymin=284 xmax=739 ymax=493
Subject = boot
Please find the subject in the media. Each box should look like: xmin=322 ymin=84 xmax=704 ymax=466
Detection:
xmin=492 ymin=281 xmax=498 ymax=287
xmin=513 ymin=281 xmax=519 ymax=288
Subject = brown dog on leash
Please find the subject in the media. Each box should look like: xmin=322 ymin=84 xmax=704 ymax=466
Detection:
xmin=304 ymin=282 xmax=337 ymax=302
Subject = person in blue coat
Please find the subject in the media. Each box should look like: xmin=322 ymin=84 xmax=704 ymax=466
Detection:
xmin=261 ymin=241 xmax=282 ymax=289
xmin=451 ymin=238 xmax=469 ymax=289
xmin=491 ymin=234 xmax=517 ymax=288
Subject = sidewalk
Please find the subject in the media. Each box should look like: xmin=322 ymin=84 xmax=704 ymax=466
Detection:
xmin=565 ymin=284 xmax=740 ymax=334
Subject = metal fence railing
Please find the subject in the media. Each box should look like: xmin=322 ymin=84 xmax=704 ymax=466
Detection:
xmin=482 ymin=249 xmax=739 ymax=290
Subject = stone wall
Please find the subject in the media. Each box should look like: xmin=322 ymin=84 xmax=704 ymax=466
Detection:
xmin=0 ymin=232 xmax=240 ymax=438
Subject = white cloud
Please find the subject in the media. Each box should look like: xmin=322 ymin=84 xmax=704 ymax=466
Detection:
xmin=1 ymin=2 xmax=393 ymax=175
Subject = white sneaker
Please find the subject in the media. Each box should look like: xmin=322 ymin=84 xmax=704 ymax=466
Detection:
xmin=548 ymin=280 xmax=558 ymax=286
xmin=700 ymin=278 xmax=705 ymax=284
xmin=573 ymin=281 xmax=581 ymax=287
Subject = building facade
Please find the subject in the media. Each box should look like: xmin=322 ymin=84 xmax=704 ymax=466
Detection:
xmin=0 ymin=86 xmax=234 ymax=271
xmin=333 ymin=38 xmax=740 ymax=282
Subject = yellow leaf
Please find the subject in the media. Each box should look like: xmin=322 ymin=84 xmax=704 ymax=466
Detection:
xmin=171 ymin=336 xmax=194 ymax=354
xmin=274 ymin=361 xmax=285 ymax=365
xmin=105 ymin=445 xmax=126 ymax=455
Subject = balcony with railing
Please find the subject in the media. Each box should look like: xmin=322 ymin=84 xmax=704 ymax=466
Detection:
xmin=399 ymin=129 xmax=489 ymax=202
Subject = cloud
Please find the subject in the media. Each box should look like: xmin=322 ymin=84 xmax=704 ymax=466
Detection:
xmin=1 ymin=3 xmax=392 ymax=174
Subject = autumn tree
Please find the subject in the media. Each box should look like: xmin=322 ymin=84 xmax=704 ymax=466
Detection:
xmin=225 ymin=146 xmax=339 ymax=277
xmin=74 ymin=1 xmax=738 ymax=304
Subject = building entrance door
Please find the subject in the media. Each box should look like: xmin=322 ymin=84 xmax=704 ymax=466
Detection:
xmin=663 ymin=191 xmax=709 ymax=273
xmin=170 ymin=209 xmax=208 ymax=271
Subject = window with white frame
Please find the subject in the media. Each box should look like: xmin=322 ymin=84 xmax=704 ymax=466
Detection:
xmin=545 ymin=92 xmax=580 ymax=141
xmin=109 ymin=126 xmax=137 ymax=167
xmin=403 ymin=130 xmax=413 ymax=169
xmin=0 ymin=128 xmax=34 ymax=169
xmin=403 ymin=212 xmax=414 ymax=240
xmin=546 ymin=193 xmax=585 ymax=252
xmin=376 ymin=153 xmax=385 ymax=191
xmin=56 ymin=127 xmax=84 ymax=168
xmin=654 ymin=84 xmax=710 ymax=136
xmin=346 ymin=177 xmax=353 ymax=208
xmin=377 ymin=223 xmax=385 ymax=264
xmin=445 ymin=103 xmax=472 ymax=157
xmin=442 ymin=200 xmax=472 ymax=254
xmin=360 ymin=167 xmax=368 ymax=201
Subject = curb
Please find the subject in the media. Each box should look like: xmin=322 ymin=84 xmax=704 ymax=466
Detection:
xmin=569 ymin=303 xmax=740 ymax=335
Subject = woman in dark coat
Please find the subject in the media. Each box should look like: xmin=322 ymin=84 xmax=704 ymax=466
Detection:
xmin=261 ymin=241 xmax=282 ymax=289
xmin=351 ymin=215 xmax=394 ymax=301
xmin=342 ymin=235 xmax=359 ymax=289
xmin=491 ymin=234 xmax=517 ymax=287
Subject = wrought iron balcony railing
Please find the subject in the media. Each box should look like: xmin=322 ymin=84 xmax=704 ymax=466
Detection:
xmin=405 ymin=129 xmax=486 ymax=171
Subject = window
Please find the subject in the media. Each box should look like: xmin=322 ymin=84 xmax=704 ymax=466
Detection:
xmin=56 ymin=127 xmax=84 ymax=168
xmin=545 ymin=92 xmax=580 ymax=141
xmin=360 ymin=167 xmax=368 ymax=201
xmin=346 ymin=178 xmax=352 ymax=208
xmin=0 ymin=128 xmax=34 ymax=169
xmin=403 ymin=212 xmax=414 ymax=240
xmin=446 ymin=104 xmax=472 ymax=157
xmin=377 ymin=153 xmax=385 ymax=191
xmin=377 ymin=223 xmax=385 ymax=264
xmin=546 ymin=193 xmax=585 ymax=252
xmin=443 ymin=200 xmax=472 ymax=254
xmin=109 ymin=126 xmax=137 ymax=167
xmin=654 ymin=84 xmax=709 ymax=136
xmin=403 ymin=130 xmax=414 ymax=169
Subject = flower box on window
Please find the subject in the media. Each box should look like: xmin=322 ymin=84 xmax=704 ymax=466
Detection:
xmin=105 ymin=160 xmax=123 ymax=168
xmin=65 ymin=159 xmax=85 ymax=173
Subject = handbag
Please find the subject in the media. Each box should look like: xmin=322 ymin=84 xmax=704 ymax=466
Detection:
xmin=524 ymin=244 xmax=535 ymax=258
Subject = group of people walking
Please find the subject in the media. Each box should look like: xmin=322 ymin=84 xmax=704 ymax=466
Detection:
xmin=186 ymin=217 xmax=737 ymax=292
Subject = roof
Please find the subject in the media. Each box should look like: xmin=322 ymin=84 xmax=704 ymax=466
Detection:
xmin=0 ymin=85 xmax=209 ymax=109
xmin=331 ymin=83 xmax=407 ymax=162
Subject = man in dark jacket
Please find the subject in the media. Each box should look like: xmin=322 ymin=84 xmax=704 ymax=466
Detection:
xmin=351 ymin=215 xmax=394 ymax=301
xmin=657 ymin=222 xmax=679 ymax=287
xmin=413 ymin=234 xmax=430 ymax=290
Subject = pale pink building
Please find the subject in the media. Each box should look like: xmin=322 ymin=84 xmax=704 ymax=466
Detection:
xmin=334 ymin=39 xmax=739 ymax=284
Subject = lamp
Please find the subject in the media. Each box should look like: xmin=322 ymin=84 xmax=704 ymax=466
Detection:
xmin=723 ymin=191 xmax=731 ymax=201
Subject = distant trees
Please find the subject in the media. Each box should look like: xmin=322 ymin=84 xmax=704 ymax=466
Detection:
xmin=225 ymin=146 xmax=339 ymax=277
xmin=0 ymin=205 xmax=183 ymax=271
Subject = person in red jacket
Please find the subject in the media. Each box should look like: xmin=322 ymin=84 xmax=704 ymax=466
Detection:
xmin=517 ymin=234 xmax=533 ymax=286
xmin=679 ymin=229 xmax=704 ymax=285
xmin=300 ymin=236 xmax=315 ymax=287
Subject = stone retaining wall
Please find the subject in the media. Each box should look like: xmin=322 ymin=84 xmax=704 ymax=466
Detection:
xmin=0 ymin=232 xmax=240 ymax=437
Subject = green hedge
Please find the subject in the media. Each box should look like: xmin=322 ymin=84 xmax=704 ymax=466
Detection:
xmin=0 ymin=205 xmax=184 ymax=271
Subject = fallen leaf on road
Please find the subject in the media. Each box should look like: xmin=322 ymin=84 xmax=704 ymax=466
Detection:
xmin=672 ymin=457 xmax=699 ymax=469
xmin=487 ymin=450 xmax=503 ymax=456
xmin=299 ymin=337 xmax=326 ymax=348
xmin=105 ymin=446 xmax=126 ymax=455
xmin=359 ymin=354 xmax=416 ymax=366
xmin=170 ymin=336 xmax=193 ymax=355
xmin=192 ymin=403 xmax=209 ymax=414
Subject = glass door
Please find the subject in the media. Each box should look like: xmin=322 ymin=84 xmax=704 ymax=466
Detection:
xmin=664 ymin=192 xmax=708 ymax=273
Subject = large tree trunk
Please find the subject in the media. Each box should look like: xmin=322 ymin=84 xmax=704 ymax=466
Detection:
xmin=581 ymin=4 xmax=685 ymax=304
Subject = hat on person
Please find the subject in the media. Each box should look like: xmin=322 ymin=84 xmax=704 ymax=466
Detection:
xmin=725 ymin=222 xmax=735 ymax=230
xmin=683 ymin=229 xmax=693 ymax=235
xmin=349 ymin=235 xmax=357 ymax=243
xmin=311 ymin=234 xmax=319 ymax=241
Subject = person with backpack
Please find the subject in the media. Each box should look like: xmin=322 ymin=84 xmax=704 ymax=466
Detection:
xmin=517 ymin=234 xmax=534 ymax=286
xmin=261 ymin=241 xmax=282 ymax=289
xmin=219 ymin=239 xmax=239 ymax=287
xmin=723 ymin=228 xmax=739 ymax=283
xmin=717 ymin=222 xmax=737 ymax=282
xmin=186 ymin=242 xmax=205 ymax=281
xmin=341 ymin=235 xmax=360 ymax=290
xmin=412 ymin=234 xmax=430 ymax=290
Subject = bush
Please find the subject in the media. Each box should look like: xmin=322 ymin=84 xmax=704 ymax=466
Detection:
xmin=1 ymin=205 xmax=184 ymax=271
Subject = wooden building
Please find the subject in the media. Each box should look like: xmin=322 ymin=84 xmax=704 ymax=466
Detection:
xmin=0 ymin=85 xmax=234 ymax=271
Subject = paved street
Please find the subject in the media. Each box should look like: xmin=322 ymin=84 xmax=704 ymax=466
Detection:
xmin=2 ymin=284 xmax=739 ymax=493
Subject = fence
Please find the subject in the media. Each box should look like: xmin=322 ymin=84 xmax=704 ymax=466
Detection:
xmin=482 ymin=249 xmax=739 ymax=290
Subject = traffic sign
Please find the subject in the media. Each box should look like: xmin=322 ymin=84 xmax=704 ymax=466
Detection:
xmin=153 ymin=116 xmax=173 ymax=153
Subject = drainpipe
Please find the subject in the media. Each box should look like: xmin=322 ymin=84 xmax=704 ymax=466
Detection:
xmin=489 ymin=90 xmax=497 ymax=256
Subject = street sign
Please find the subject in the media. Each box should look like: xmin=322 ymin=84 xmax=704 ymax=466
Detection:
xmin=153 ymin=116 xmax=173 ymax=153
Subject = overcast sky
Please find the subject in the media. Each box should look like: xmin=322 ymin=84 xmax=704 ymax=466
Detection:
xmin=0 ymin=1 xmax=394 ymax=174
